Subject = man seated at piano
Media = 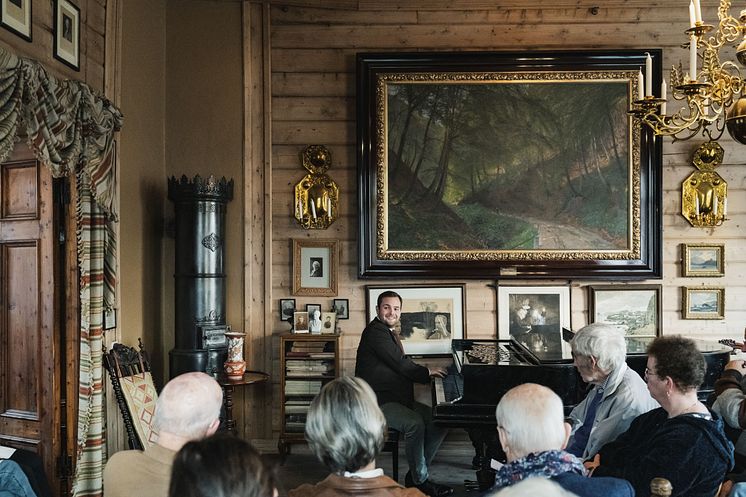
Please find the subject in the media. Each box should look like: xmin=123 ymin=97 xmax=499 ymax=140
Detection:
xmin=492 ymin=383 xmax=634 ymax=497
xmin=565 ymin=323 xmax=658 ymax=460
xmin=355 ymin=291 xmax=452 ymax=497
xmin=587 ymin=336 xmax=734 ymax=497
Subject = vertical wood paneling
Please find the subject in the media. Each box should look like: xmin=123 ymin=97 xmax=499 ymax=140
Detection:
xmin=243 ymin=0 xmax=746 ymax=439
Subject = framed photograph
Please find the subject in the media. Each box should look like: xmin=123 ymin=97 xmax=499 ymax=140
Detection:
xmin=357 ymin=50 xmax=662 ymax=279
xmin=279 ymin=298 xmax=296 ymax=321
xmin=333 ymin=298 xmax=349 ymax=319
xmin=1 ymin=0 xmax=31 ymax=41
xmin=53 ymin=0 xmax=80 ymax=71
xmin=320 ymin=312 xmax=337 ymax=333
xmin=292 ymin=239 xmax=338 ymax=296
xmin=682 ymin=287 xmax=725 ymax=320
xmin=681 ymin=243 xmax=725 ymax=277
xmin=589 ymin=285 xmax=661 ymax=337
xmin=306 ymin=303 xmax=321 ymax=316
xmin=366 ymin=284 xmax=466 ymax=355
xmin=497 ymin=285 xmax=571 ymax=355
xmin=293 ymin=311 xmax=309 ymax=333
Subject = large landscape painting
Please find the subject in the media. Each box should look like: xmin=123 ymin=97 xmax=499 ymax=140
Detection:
xmin=385 ymin=78 xmax=629 ymax=252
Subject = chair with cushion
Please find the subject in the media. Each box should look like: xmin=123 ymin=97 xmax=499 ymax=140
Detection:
xmin=103 ymin=339 xmax=159 ymax=450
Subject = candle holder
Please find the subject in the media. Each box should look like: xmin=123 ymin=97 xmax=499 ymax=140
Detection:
xmin=293 ymin=145 xmax=339 ymax=230
xmin=681 ymin=141 xmax=728 ymax=227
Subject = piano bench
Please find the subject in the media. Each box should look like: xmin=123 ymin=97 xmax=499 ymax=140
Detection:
xmin=383 ymin=428 xmax=401 ymax=482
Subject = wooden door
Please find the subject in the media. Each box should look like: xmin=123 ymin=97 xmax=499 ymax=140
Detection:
xmin=0 ymin=143 xmax=65 ymax=495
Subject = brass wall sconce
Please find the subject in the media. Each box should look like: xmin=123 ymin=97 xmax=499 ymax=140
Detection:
xmin=294 ymin=145 xmax=339 ymax=229
xmin=682 ymin=141 xmax=728 ymax=227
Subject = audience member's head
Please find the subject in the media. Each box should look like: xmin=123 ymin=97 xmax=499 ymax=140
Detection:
xmin=305 ymin=376 xmax=386 ymax=474
xmin=646 ymin=335 xmax=705 ymax=393
xmin=570 ymin=323 xmax=626 ymax=381
xmin=169 ymin=433 xmax=276 ymax=497
xmin=495 ymin=383 xmax=568 ymax=462
xmin=153 ymin=372 xmax=223 ymax=448
xmin=490 ymin=477 xmax=579 ymax=497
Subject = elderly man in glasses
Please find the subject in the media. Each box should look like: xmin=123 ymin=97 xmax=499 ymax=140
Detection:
xmin=565 ymin=323 xmax=658 ymax=461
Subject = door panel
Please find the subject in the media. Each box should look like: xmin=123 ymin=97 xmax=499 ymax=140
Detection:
xmin=0 ymin=145 xmax=60 ymax=495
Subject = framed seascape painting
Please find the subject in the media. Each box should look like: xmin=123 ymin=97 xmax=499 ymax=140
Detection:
xmin=589 ymin=285 xmax=661 ymax=337
xmin=292 ymin=239 xmax=338 ymax=296
xmin=681 ymin=243 xmax=725 ymax=277
xmin=497 ymin=285 xmax=571 ymax=357
xmin=357 ymin=50 xmax=662 ymax=279
xmin=365 ymin=284 xmax=466 ymax=356
xmin=682 ymin=287 xmax=725 ymax=320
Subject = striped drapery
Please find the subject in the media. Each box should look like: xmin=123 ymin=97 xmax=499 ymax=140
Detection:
xmin=0 ymin=47 xmax=122 ymax=496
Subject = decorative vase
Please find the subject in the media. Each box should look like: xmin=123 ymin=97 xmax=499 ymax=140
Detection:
xmin=223 ymin=330 xmax=246 ymax=380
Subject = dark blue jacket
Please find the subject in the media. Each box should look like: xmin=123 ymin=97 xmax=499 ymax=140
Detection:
xmin=594 ymin=407 xmax=734 ymax=497
xmin=553 ymin=472 xmax=634 ymax=497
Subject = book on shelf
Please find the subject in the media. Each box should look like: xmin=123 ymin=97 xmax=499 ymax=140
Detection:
xmin=285 ymin=380 xmax=323 ymax=395
xmin=289 ymin=342 xmax=328 ymax=352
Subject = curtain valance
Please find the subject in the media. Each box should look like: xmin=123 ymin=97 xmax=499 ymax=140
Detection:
xmin=0 ymin=45 xmax=122 ymax=217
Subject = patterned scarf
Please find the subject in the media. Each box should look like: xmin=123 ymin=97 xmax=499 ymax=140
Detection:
xmin=494 ymin=450 xmax=586 ymax=488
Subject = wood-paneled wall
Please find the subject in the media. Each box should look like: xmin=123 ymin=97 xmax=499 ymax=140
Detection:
xmin=243 ymin=0 xmax=746 ymax=439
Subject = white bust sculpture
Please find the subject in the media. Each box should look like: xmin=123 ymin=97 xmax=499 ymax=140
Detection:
xmin=309 ymin=309 xmax=322 ymax=333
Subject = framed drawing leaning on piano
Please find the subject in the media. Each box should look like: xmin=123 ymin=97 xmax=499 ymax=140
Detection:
xmin=366 ymin=284 xmax=466 ymax=356
xmin=497 ymin=285 xmax=571 ymax=358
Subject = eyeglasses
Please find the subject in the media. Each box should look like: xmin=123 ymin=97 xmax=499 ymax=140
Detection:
xmin=644 ymin=367 xmax=658 ymax=378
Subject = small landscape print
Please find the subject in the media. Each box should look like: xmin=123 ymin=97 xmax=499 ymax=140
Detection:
xmin=683 ymin=287 xmax=724 ymax=320
xmin=682 ymin=243 xmax=724 ymax=277
xmin=590 ymin=285 xmax=660 ymax=337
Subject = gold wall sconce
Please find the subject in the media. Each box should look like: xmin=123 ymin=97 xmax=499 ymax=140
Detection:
xmin=681 ymin=141 xmax=728 ymax=227
xmin=294 ymin=145 xmax=339 ymax=229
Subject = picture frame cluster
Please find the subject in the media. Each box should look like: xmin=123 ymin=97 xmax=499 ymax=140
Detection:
xmin=680 ymin=243 xmax=725 ymax=320
xmin=280 ymin=297 xmax=348 ymax=335
xmin=0 ymin=0 xmax=80 ymax=71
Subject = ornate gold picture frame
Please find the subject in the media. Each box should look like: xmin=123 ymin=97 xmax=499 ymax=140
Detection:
xmin=681 ymin=242 xmax=725 ymax=277
xmin=682 ymin=286 xmax=725 ymax=320
xmin=357 ymin=50 xmax=662 ymax=279
xmin=292 ymin=239 xmax=338 ymax=296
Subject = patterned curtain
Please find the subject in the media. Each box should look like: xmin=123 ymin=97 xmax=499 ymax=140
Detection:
xmin=0 ymin=47 xmax=122 ymax=497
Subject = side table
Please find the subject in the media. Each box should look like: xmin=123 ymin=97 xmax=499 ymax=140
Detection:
xmin=217 ymin=370 xmax=269 ymax=434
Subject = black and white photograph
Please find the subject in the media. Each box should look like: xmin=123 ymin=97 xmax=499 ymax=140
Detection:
xmin=293 ymin=311 xmax=309 ymax=333
xmin=54 ymin=0 xmax=80 ymax=71
xmin=333 ymin=298 xmax=349 ymax=319
xmin=280 ymin=299 xmax=296 ymax=321
xmin=497 ymin=285 xmax=571 ymax=357
xmin=320 ymin=311 xmax=336 ymax=333
xmin=309 ymin=257 xmax=323 ymax=277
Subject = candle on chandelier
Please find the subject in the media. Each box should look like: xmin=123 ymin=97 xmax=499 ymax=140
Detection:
xmin=637 ymin=70 xmax=644 ymax=100
xmin=693 ymin=0 xmax=702 ymax=23
xmin=689 ymin=1 xmax=696 ymax=28
xmin=713 ymin=194 xmax=719 ymax=215
xmin=661 ymin=79 xmax=668 ymax=115
xmin=297 ymin=198 xmax=303 ymax=221
xmin=724 ymin=198 xmax=728 ymax=216
xmin=327 ymin=197 xmax=332 ymax=218
xmin=311 ymin=199 xmax=317 ymax=219
xmin=645 ymin=53 xmax=653 ymax=97
xmin=689 ymin=35 xmax=697 ymax=81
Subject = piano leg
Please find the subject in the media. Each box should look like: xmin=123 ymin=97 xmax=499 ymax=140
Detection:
xmin=466 ymin=427 xmax=504 ymax=470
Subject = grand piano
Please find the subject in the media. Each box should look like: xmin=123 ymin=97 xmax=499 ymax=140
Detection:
xmin=432 ymin=336 xmax=732 ymax=466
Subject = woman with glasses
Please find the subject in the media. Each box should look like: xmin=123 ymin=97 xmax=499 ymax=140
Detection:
xmin=586 ymin=335 xmax=734 ymax=497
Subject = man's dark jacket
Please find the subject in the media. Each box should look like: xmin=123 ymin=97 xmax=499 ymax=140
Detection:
xmin=355 ymin=318 xmax=430 ymax=407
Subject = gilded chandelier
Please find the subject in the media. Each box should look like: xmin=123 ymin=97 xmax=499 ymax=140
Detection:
xmin=629 ymin=0 xmax=746 ymax=143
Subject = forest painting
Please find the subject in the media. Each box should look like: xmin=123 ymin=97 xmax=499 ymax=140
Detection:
xmin=357 ymin=51 xmax=662 ymax=279
xmin=384 ymin=77 xmax=630 ymax=252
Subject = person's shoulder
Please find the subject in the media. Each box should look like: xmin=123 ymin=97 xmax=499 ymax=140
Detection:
xmin=554 ymin=472 xmax=633 ymax=497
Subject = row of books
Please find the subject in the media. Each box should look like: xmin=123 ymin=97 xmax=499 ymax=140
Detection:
xmin=286 ymin=360 xmax=333 ymax=377
xmin=285 ymin=379 xmax=323 ymax=395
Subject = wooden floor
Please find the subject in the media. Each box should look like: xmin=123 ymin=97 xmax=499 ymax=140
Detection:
xmin=255 ymin=435 xmax=482 ymax=497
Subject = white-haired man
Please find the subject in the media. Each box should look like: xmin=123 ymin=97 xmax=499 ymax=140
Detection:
xmin=493 ymin=383 xmax=633 ymax=497
xmin=565 ymin=323 xmax=657 ymax=460
xmin=103 ymin=372 xmax=223 ymax=497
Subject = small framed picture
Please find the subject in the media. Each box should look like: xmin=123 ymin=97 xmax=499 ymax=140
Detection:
xmin=497 ymin=285 xmax=571 ymax=356
xmin=279 ymin=299 xmax=296 ymax=321
xmin=306 ymin=303 xmax=321 ymax=316
xmin=589 ymin=285 xmax=661 ymax=337
xmin=292 ymin=239 xmax=338 ymax=296
xmin=1 ymin=0 xmax=32 ymax=41
xmin=682 ymin=287 xmax=725 ymax=320
xmin=53 ymin=0 xmax=80 ymax=71
xmin=333 ymin=298 xmax=349 ymax=319
xmin=681 ymin=243 xmax=725 ymax=277
xmin=320 ymin=312 xmax=337 ymax=333
xmin=293 ymin=311 xmax=309 ymax=333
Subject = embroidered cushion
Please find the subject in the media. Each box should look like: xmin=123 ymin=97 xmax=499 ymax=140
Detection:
xmin=119 ymin=372 xmax=158 ymax=446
